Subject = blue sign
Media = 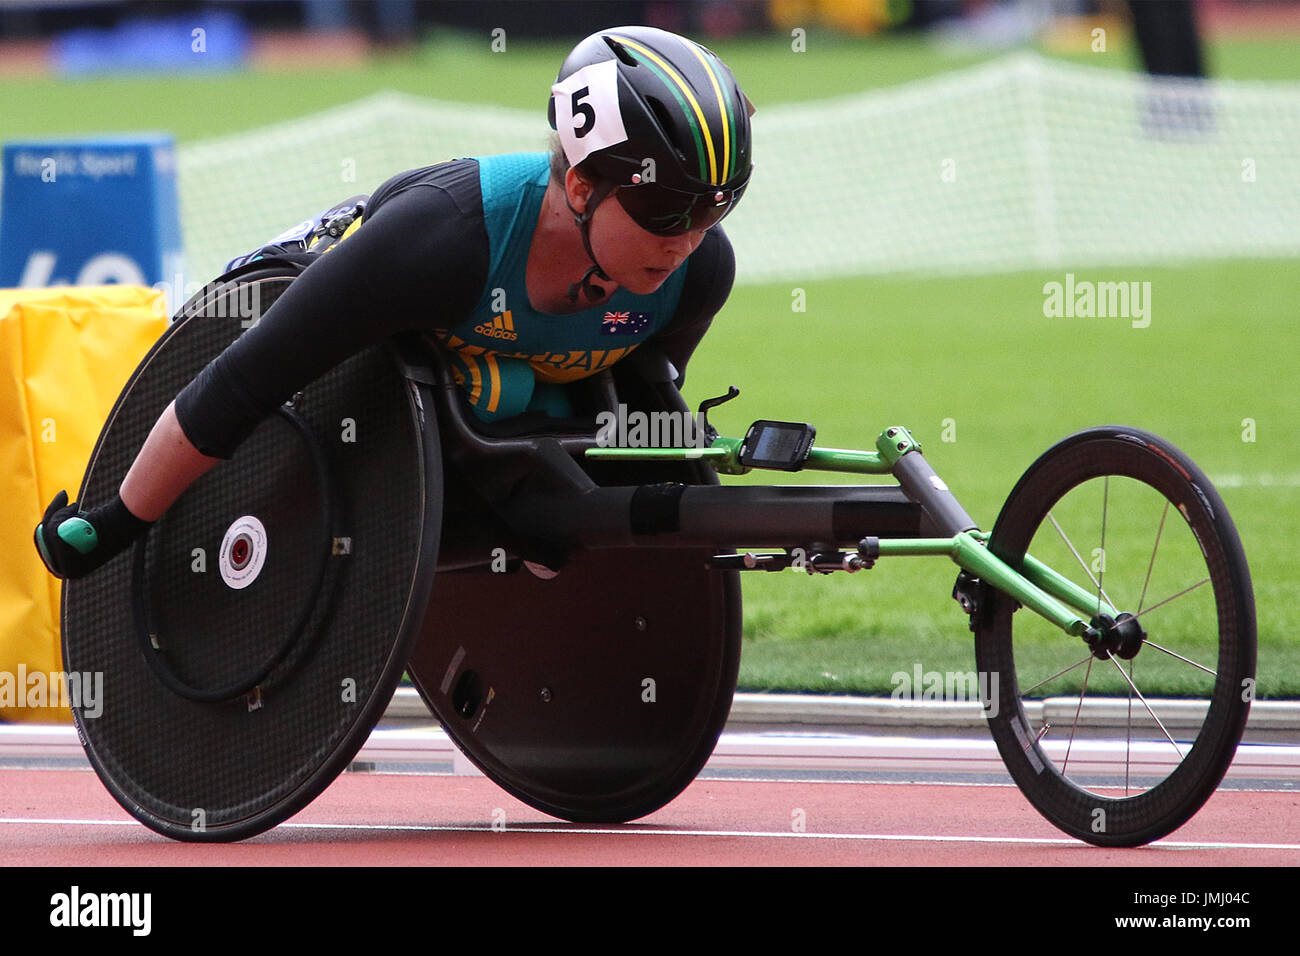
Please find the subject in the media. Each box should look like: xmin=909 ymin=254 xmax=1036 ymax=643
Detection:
xmin=53 ymin=12 xmax=250 ymax=76
xmin=0 ymin=135 xmax=183 ymax=303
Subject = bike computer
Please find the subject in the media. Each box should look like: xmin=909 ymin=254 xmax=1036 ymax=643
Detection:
xmin=738 ymin=420 xmax=816 ymax=471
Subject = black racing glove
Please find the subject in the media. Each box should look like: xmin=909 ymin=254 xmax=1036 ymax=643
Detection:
xmin=33 ymin=490 xmax=152 ymax=580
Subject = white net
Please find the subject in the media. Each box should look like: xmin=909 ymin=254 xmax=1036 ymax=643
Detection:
xmin=175 ymin=52 xmax=1300 ymax=287
xmin=177 ymin=91 xmax=542 ymax=284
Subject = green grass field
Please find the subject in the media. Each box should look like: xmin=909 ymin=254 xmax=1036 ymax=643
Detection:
xmin=685 ymin=261 xmax=1299 ymax=697
xmin=3 ymin=26 xmax=1297 ymax=696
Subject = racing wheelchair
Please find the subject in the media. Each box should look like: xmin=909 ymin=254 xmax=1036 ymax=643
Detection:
xmin=59 ymin=247 xmax=1255 ymax=850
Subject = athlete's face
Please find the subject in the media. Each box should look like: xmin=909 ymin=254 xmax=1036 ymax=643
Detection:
xmin=567 ymin=170 xmax=708 ymax=295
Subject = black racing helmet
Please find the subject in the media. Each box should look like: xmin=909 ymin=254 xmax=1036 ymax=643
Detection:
xmin=548 ymin=25 xmax=755 ymax=237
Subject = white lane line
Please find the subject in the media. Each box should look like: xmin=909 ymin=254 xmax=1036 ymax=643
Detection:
xmin=696 ymin=776 xmax=1300 ymax=793
xmin=9 ymin=726 xmax=1299 ymax=779
xmin=1 ymin=816 xmax=1296 ymax=850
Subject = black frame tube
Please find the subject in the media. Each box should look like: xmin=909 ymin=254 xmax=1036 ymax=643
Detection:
xmin=499 ymin=484 xmax=936 ymax=550
xmin=891 ymin=451 xmax=978 ymax=537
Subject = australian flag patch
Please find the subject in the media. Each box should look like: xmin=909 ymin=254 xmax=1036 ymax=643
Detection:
xmin=600 ymin=311 xmax=652 ymax=335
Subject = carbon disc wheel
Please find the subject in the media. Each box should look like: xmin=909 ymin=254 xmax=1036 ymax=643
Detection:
xmin=974 ymin=426 xmax=1255 ymax=847
xmin=62 ymin=261 xmax=442 ymax=842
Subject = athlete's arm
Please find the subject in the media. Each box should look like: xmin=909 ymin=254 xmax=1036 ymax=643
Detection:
xmin=120 ymin=402 xmax=222 ymax=519
xmin=125 ymin=162 xmax=490 ymax=516
xmin=650 ymin=225 xmax=735 ymax=387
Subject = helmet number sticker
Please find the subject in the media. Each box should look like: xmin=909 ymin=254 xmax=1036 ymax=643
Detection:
xmin=570 ymin=89 xmax=596 ymax=138
xmin=552 ymin=59 xmax=627 ymax=166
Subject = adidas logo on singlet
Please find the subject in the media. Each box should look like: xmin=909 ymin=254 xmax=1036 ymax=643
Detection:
xmin=474 ymin=311 xmax=517 ymax=341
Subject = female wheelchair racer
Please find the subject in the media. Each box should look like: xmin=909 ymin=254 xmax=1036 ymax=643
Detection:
xmin=35 ymin=24 xmax=755 ymax=581
xmin=37 ymin=28 xmax=1257 ymax=850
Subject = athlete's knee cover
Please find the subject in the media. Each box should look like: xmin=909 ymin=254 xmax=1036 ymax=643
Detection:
xmin=222 ymin=195 xmax=368 ymax=273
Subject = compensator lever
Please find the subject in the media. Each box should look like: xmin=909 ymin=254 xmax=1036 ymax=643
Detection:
xmin=697 ymin=386 xmax=740 ymax=444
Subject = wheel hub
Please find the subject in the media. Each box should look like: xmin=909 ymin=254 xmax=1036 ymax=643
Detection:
xmin=1084 ymin=611 xmax=1146 ymax=661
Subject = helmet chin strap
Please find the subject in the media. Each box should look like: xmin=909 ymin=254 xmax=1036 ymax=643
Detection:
xmin=565 ymin=180 xmax=618 ymax=303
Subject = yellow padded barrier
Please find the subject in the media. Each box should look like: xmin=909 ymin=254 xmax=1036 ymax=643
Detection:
xmin=0 ymin=286 xmax=166 ymax=722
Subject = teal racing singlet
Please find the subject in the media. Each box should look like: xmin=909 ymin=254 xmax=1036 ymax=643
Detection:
xmin=433 ymin=153 xmax=687 ymax=422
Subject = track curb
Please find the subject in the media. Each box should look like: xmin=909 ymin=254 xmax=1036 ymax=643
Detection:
xmin=384 ymin=687 xmax=1300 ymax=732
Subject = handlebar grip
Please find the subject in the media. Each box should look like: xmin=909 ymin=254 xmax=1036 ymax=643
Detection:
xmin=57 ymin=517 xmax=99 ymax=555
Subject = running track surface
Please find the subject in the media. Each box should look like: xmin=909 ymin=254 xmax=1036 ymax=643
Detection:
xmin=1 ymin=768 xmax=1297 ymax=865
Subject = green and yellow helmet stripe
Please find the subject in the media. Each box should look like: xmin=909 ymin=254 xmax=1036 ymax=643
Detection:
xmin=684 ymin=42 xmax=737 ymax=183
xmin=609 ymin=33 xmax=726 ymax=185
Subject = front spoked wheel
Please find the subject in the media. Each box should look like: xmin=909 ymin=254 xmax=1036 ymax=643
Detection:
xmin=975 ymin=426 xmax=1255 ymax=847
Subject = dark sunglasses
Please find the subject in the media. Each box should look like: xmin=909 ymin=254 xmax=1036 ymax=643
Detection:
xmin=614 ymin=174 xmax=750 ymax=236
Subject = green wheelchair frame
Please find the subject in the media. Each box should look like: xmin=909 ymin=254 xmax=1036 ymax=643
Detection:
xmin=431 ymin=353 xmax=1255 ymax=849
